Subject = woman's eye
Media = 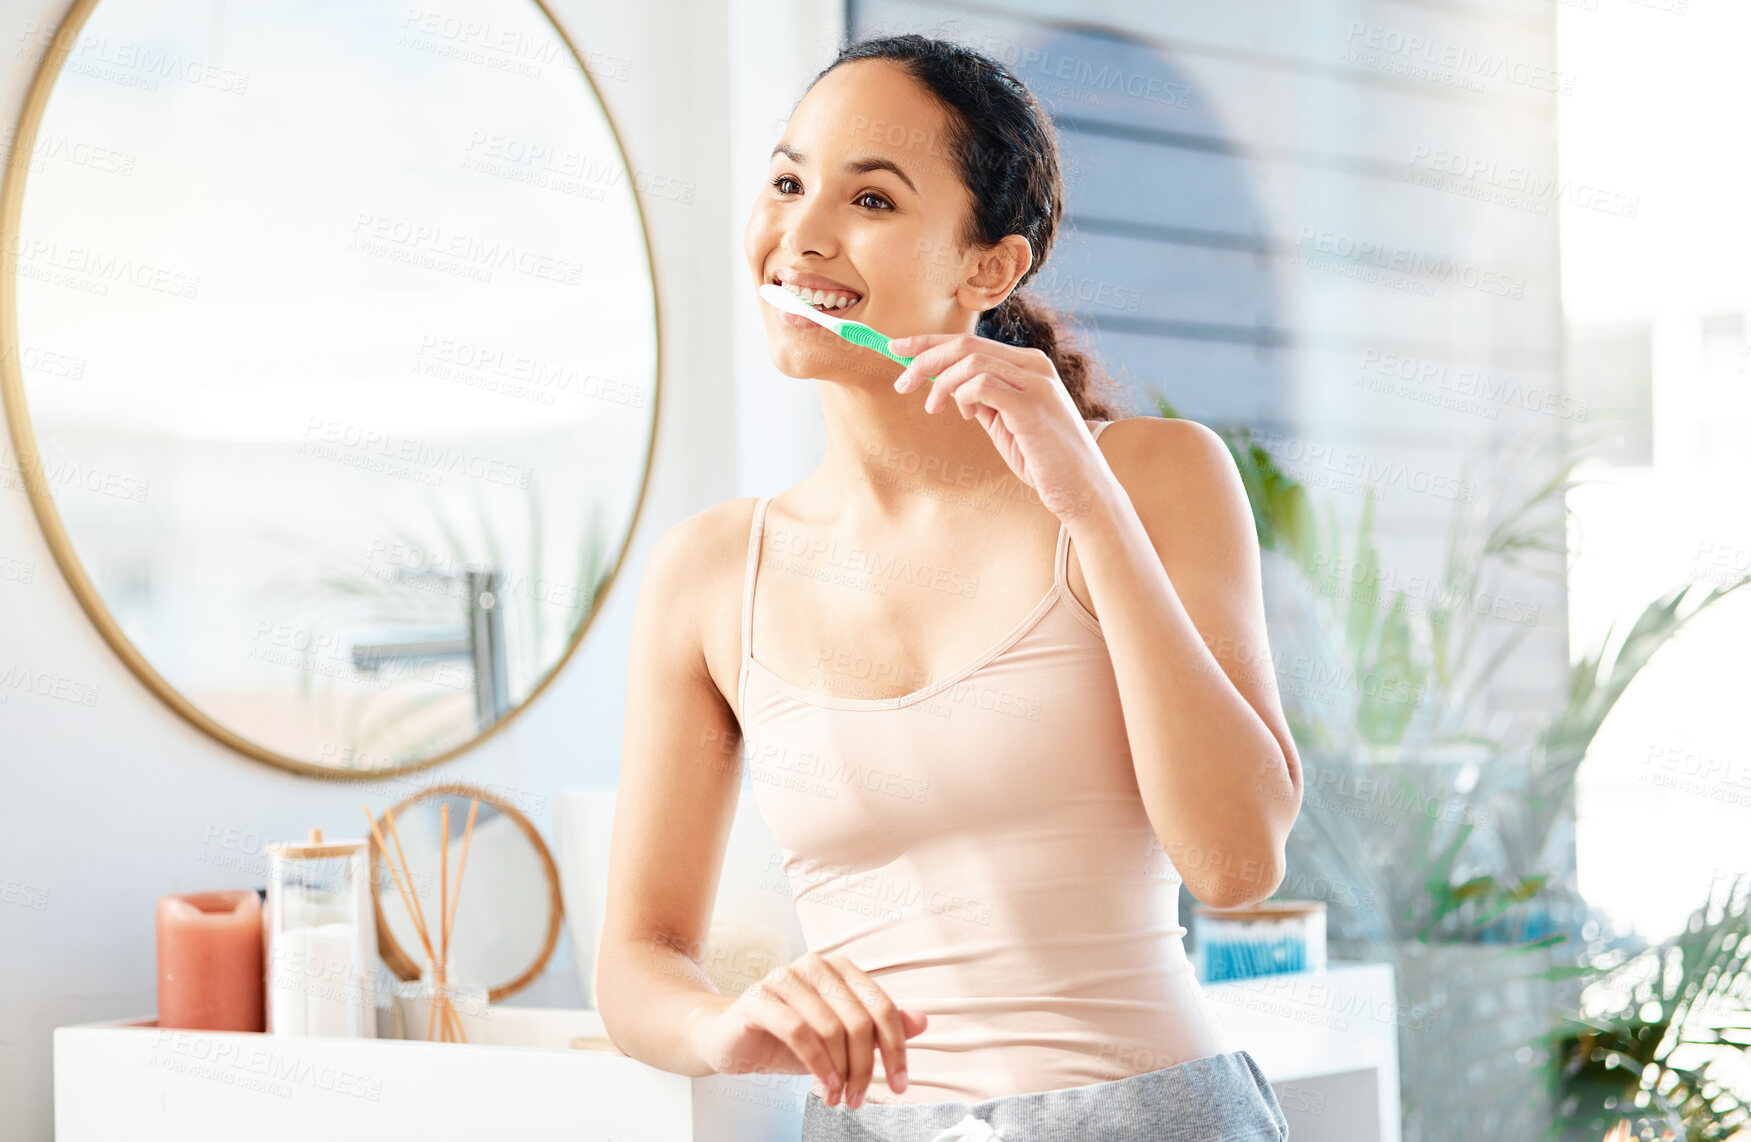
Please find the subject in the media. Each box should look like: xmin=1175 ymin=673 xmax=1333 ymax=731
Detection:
xmin=767 ymin=175 xmax=890 ymax=212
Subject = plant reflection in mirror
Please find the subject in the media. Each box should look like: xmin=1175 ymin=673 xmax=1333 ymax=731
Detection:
xmin=249 ymin=477 xmax=613 ymax=770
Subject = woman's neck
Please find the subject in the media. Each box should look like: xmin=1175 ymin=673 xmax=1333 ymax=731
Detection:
xmin=796 ymin=381 xmax=1047 ymax=531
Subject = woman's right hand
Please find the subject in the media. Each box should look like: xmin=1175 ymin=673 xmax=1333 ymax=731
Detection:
xmin=683 ymin=951 xmax=929 ymax=1109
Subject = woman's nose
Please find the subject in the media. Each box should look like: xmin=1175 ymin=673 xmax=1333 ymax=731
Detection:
xmin=778 ymin=191 xmax=838 ymax=260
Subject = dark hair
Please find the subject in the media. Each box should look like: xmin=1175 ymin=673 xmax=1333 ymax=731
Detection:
xmin=805 ymin=34 xmax=1124 ymax=421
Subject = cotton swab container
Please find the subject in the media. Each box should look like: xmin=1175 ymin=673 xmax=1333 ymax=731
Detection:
xmin=264 ymin=828 xmax=377 ymax=1037
xmin=1191 ymin=900 xmax=1326 ymax=983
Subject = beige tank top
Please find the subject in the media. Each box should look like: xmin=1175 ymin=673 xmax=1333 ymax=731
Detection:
xmin=736 ymin=419 xmax=1235 ymax=1104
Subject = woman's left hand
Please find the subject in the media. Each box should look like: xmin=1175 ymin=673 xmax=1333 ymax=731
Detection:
xmin=888 ymin=331 xmax=1110 ymax=521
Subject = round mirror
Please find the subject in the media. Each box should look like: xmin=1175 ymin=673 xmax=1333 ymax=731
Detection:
xmin=1 ymin=0 xmax=659 ymax=775
xmin=369 ymin=782 xmax=562 ymax=1002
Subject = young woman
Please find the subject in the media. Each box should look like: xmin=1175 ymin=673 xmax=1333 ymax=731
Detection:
xmin=597 ymin=33 xmax=1301 ymax=1142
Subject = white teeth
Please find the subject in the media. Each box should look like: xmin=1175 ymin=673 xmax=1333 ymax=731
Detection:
xmin=781 ymin=281 xmax=859 ymax=309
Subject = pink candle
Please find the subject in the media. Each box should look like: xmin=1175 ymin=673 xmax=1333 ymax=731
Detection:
xmin=156 ymin=890 xmax=265 ymax=1032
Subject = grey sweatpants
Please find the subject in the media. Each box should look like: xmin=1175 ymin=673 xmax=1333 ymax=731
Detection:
xmin=800 ymin=1049 xmax=1289 ymax=1141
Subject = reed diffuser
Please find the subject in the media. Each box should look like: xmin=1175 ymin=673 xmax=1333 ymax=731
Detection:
xmin=363 ymin=797 xmax=483 ymax=1042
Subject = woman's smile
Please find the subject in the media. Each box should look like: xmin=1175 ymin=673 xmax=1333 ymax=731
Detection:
xmin=768 ymin=268 xmax=867 ymax=327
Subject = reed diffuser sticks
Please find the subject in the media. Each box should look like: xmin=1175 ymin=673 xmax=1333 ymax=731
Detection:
xmin=363 ymin=798 xmax=481 ymax=1042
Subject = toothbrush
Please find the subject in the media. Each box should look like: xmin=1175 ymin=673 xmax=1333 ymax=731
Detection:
xmin=759 ymin=282 xmax=925 ymax=371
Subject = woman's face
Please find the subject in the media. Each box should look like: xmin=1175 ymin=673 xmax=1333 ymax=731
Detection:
xmin=744 ymin=58 xmax=991 ymax=382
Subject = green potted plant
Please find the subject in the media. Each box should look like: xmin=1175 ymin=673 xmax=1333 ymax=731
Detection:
xmin=1544 ymin=870 xmax=1750 ymax=1142
xmin=1151 ymin=392 xmax=1750 ymax=1140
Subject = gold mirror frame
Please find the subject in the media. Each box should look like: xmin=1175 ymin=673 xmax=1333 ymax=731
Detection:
xmin=367 ymin=781 xmax=564 ymax=1004
xmin=0 ymin=0 xmax=663 ymax=779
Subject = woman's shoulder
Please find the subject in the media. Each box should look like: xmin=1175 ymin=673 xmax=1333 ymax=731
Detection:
xmin=635 ymin=497 xmax=773 ymax=697
xmin=1095 ymin=415 xmax=1251 ymax=544
xmin=1094 ymin=414 xmax=1231 ymax=480
xmin=651 ymin=496 xmax=767 ymax=582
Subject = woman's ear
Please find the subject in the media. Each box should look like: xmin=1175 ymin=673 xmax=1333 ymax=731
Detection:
xmin=956 ymin=234 xmax=1033 ymax=311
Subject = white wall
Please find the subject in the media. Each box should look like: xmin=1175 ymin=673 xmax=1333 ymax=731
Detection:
xmin=0 ymin=1 xmax=838 ymax=1137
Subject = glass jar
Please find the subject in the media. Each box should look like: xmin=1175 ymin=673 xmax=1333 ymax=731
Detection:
xmin=264 ymin=827 xmax=376 ymax=1037
xmin=393 ymin=956 xmax=491 ymax=1043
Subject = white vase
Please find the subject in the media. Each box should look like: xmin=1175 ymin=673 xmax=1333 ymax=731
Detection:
xmin=554 ymin=789 xmax=620 ymax=1010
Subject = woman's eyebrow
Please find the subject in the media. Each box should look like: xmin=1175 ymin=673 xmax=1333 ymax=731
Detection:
xmin=769 ymin=142 xmax=918 ymax=195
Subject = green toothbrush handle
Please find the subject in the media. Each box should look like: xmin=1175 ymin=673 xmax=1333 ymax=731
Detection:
xmin=838 ymin=323 xmax=922 ymax=371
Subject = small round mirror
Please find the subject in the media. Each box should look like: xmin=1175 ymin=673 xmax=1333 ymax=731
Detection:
xmin=368 ymin=782 xmax=563 ymax=1002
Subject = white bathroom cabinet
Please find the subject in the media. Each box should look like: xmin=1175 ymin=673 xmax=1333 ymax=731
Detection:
xmin=54 ymin=1004 xmax=803 ymax=1142
xmin=55 ymin=962 xmax=1400 ymax=1141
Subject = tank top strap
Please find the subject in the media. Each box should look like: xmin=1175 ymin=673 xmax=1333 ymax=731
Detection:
xmin=1054 ymin=420 xmax=1116 ymax=587
xmin=1052 ymin=511 xmax=1073 ymax=589
xmin=742 ymin=495 xmax=771 ymax=662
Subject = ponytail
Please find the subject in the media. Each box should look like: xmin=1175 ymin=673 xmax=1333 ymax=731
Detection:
xmin=976 ymin=291 xmax=1125 ymax=422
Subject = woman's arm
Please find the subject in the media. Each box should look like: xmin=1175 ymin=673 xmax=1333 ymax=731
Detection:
xmin=595 ymin=503 xmax=930 ymax=1106
xmin=1069 ymin=416 xmax=1303 ymax=909
xmin=595 ymin=507 xmax=745 ymax=1075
